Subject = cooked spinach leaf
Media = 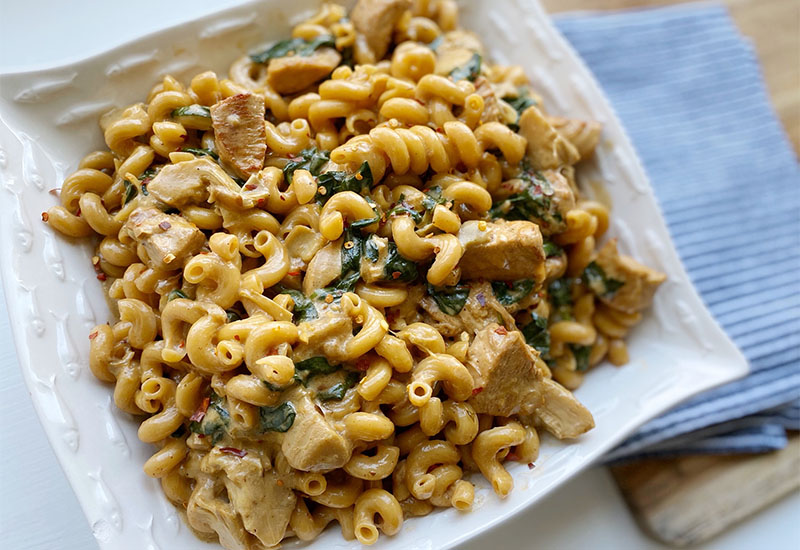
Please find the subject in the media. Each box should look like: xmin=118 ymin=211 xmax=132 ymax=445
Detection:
xmin=172 ymin=104 xmax=211 ymax=118
xmin=450 ymin=53 xmax=482 ymax=82
xmin=427 ymin=283 xmax=470 ymax=316
xmin=383 ymin=242 xmax=418 ymax=282
xmin=491 ymin=279 xmax=535 ymax=306
xmin=189 ymin=393 xmax=230 ymax=444
xmin=583 ymin=261 xmax=624 ymax=298
xmin=123 ymin=179 xmax=138 ymax=205
xmin=277 ymin=287 xmax=318 ymax=323
xmin=548 ymin=278 xmax=573 ymax=321
xmin=503 ymin=88 xmax=538 ymax=131
xmin=570 ymin=344 xmax=592 ymax=372
xmin=317 ymin=371 xmax=361 ymax=401
xmin=521 ymin=312 xmax=550 ymax=357
xmin=251 ymin=35 xmax=336 ymax=64
xmin=294 ymin=356 xmax=341 ymax=386
xmin=543 ymin=241 xmax=564 ymax=258
xmin=259 ymin=401 xmax=296 ymax=433
xmin=225 ymin=308 xmax=241 ymax=323
xmin=387 ymin=200 xmax=423 ymax=222
xmin=315 ymin=161 xmax=373 ymax=205
xmin=488 ymin=170 xmax=561 ymax=228
xmin=167 ymin=289 xmax=188 ymax=302
xmin=181 ymin=147 xmax=219 ymax=161
xmin=283 ymin=147 xmax=330 ymax=184
xmin=138 ymin=167 xmax=159 ymax=183
xmin=421 ymin=185 xmax=447 ymax=211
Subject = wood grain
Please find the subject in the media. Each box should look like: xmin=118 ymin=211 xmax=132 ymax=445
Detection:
xmin=610 ymin=436 xmax=800 ymax=547
xmin=542 ymin=0 xmax=800 ymax=154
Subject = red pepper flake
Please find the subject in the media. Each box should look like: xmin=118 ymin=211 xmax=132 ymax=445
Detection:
xmin=287 ymin=270 xmax=301 ymax=277
xmin=276 ymin=479 xmax=284 ymax=487
xmin=219 ymin=447 xmax=247 ymax=458
xmin=190 ymin=397 xmax=210 ymax=422
xmin=325 ymin=294 xmax=334 ymax=304
xmin=528 ymin=462 xmax=535 ymax=470
xmin=41 ymin=212 xmax=49 ymax=222
xmin=506 ymin=451 xmax=520 ymax=462
xmin=88 ymin=331 xmax=98 ymax=340
xmin=279 ymin=195 xmax=286 ymax=201
xmin=158 ymin=221 xmax=172 ymax=230
xmin=244 ymin=182 xmax=258 ymax=190
xmin=179 ymin=340 xmax=185 ymax=348
xmin=355 ymin=172 xmax=363 ymax=181
xmin=75 ymin=208 xmax=81 ymax=217
xmin=355 ymin=357 xmax=371 ymax=371
xmin=471 ymin=386 xmax=484 ymax=397
xmin=256 ymin=198 xmax=265 ymax=207
xmin=392 ymin=271 xmax=401 ymax=279
xmin=49 ymin=188 xmax=61 ymax=196
xmin=505 ymin=281 xmax=514 ymax=289
xmin=96 ymin=273 xmax=107 ymax=281
xmin=234 ymin=334 xmax=240 ymax=341
xmin=435 ymin=127 xmax=444 ymax=134
xmin=495 ymin=327 xmax=508 ymax=335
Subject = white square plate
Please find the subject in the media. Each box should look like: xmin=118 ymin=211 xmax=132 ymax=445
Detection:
xmin=0 ymin=1 xmax=748 ymax=548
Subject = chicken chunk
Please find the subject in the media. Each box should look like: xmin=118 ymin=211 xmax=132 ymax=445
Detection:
xmin=281 ymin=389 xmax=351 ymax=471
xmin=518 ymin=104 xmax=580 ymax=169
xmin=202 ymin=448 xmax=296 ymax=548
xmin=549 ymin=116 xmax=602 ymax=160
xmin=145 ymin=160 xmax=210 ymax=208
xmin=466 ymin=323 xmax=542 ymax=416
xmin=266 ymin=48 xmax=342 ymax=94
xmin=592 ymin=239 xmax=666 ymax=313
xmin=123 ymin=207 xmax=205 ymax=271
xmin=210 ymin=93 xmax=267 ymax=180
xmin=458 ymin=220 xmax=546 ymax=282
xmin=474 ymin=76 xmax=504 ymax=124
xmin=302 ymin=240 xmax=342 ymax=296
xmin=434 ymin=30 xmax=485 ymax=76
xmin=187 ymin=476 xmax=255 ymax=550
xmin=534 ymin=377 xmax=595 ymax=439
xmin=351 ymin=0 xmax=412 ymax=63
xmin=420 ymin=281 xmax=516 ymax=337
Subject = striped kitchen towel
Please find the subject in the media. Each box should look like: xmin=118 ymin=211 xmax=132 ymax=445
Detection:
xmin=552 ymin=4 xmax=800 ymax=460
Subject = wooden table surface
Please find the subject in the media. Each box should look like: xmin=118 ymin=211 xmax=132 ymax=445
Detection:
xmin=542 ymin=0 xmax=800 ymax=154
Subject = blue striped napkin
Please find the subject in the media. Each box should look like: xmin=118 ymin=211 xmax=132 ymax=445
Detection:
xmin=552 ymin=4 xmax=800 ymax=460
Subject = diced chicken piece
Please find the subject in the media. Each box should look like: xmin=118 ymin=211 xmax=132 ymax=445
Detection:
xmin=187 ymin=476 xmax=255 ymax=550
xmin=534 ymin=377 xmax=595 ymax=439
xmin=123 ymin=207 xmax=205 ymax=271
xmin=202 ymin=448 xmax=296 ymax=548
xmin=420 ymin=281 xmax=516 ymax=337
xmin=210 ymin=93 xmax=267 ymax=180
xmin=145 ymin=160 xmax=210 ymax=208
xmin=148 ymin=157 xmax=265 ymax=210
xmin=466 ymin=323 xmax=542 ymax=416
xmin=351 ymin=0 xmax=412 ymax=64
xmin=433 ymin=30 xmax=485 ymax=75
xmin=281 ymin=389 xmax=351 ymax=471
xmin=458 ymin=220 xmax=546 ymax=282
xmin=267 ymin=48 xmax=342 ymax=95
xmin=548 ymin=117 xmax=602 ymax=160
xmin=473 ymin=76 xmax=503 ymax=124
xmin=593 ymin=239 xmax=666 ymax=313
xmin=518 ymin=105 xmax=580 ymax=169
xmin=537 ymin=169 xmax=576 ymax=235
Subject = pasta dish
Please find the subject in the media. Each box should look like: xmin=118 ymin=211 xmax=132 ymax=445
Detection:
xmin=44 ymin=0 xmax=666 ymax=546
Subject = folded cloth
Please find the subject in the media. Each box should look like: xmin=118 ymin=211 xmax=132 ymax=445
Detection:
xmin=552 ymin=4 xmax=800 ymax=460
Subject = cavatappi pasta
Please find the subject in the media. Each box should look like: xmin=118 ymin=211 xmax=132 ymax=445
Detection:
xmin=45 ymin=1 xmax=667 ymax=547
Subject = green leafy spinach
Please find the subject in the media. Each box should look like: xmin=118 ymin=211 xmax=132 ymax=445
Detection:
xmin=491 ymin=279 xmax=535 ymax=306
xmin=283 ymin=147 xmax=330 ymax=184
xmin=293 ymin=356 xmax=341 ymax=386
xmin=251 ymin=35 xmax=336 ymax=64
xmin=189 ymin=393 xmax=230 ymax=445
xmin=315 ymin=161 xmax=373 ymax=205
xmin=450 ymin=53 xmax=482 ymax=82
xmin=427 ymin=283 xmax=470 ymax=316
xmin=570 ymin=344 xmax=592 ymax=372
xmin=259 ymin=401 xmax=296 ymax=432
xmin=521 ymin=312 xmax=550 ymax=357
xmin=583 ymin=261 xmax=624 ymax=298
xmin=317 ymin=371 xmax=361 ymax=401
